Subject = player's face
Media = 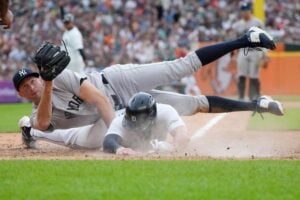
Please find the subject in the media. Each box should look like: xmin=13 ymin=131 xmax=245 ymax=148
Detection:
xmin=18 ymin=77 xmax=43 ymax=102
xmin=64 ymin=22 xmax=73 ymax=30
xmin=241 ymin=10 xmax=251 ymax=20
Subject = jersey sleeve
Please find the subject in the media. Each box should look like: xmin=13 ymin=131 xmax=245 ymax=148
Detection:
xmin=105 ymin=116 xmax=126 ymax=139
xmin=158 ymin=104 xmax=186 ymax=132
xmin=29 ymin=104 xmax=37 ymax=127
xmin=29 ymin=104 xmax=55 ymax=131
xmin=53 ymin=69 xmax=86 ymax=96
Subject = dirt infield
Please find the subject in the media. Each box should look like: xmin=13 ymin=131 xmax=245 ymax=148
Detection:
xmin=1 ymin=109 xmax=299 ymax=160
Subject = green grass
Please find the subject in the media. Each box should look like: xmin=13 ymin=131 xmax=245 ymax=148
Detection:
xmin=0 ymin=160 xmax=299 ymax=200
xmin=248 ymin=108 xmax=300 ymax=131
xmin=0 ymin=103 xmax=32 ymax=132
xmin=273 ymin=95 xmax=300 ymax=102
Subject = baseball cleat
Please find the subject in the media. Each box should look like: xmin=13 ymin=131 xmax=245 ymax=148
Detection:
xmin=256 ymin=96 xmax=284 ymax=116
xmin=18 ymin=116 xmax=36 ymax=148
xmin=246 ymin=27 xmax=276 ymax=50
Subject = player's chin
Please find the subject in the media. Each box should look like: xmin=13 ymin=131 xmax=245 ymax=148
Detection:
xmin=29 ymin=92 xmax=40 ymax=101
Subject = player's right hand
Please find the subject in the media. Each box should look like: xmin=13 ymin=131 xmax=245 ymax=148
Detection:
xmin=150 ymin=139 xmax=174 ymax=153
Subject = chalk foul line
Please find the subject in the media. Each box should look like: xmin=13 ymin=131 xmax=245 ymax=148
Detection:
xmin=191 ymin=113 xmax=227 ymax=140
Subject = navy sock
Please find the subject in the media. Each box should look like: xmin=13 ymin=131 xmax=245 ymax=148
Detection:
xmin=206 ymin=96 xmax=257 ymax=113
xmin=195 ymin=35 xmax=249 ymax=66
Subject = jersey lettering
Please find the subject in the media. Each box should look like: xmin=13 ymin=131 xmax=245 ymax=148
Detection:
xmin=64 ymin=111 xmax=76 ymax=119
xmin=67 ymin=95 xmax=83 ymax=111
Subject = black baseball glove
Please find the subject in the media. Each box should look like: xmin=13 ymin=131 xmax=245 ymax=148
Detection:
xmin=32 ymin=42 xmax=70 ymax=81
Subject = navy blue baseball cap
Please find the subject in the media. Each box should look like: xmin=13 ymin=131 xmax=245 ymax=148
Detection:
xmin=13 ymin=68 xmax=39 ymax=91
xmin=240 ymin=2 xmax=252 ymax=11
xmin=63 ymin=13 xmax=74 ymax=23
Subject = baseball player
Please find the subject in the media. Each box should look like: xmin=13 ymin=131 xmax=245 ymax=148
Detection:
xmin=232 ymin=2 xmax=269 ymax=101
xmin=103 ymin=92 xmax=190 ymax=155
xmin=61 ymin=13 xmax=86 ymax=75
xmin=15 ymin=27 xmax=283 ymax=149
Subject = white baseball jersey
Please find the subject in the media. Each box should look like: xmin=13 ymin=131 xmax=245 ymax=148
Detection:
xmin=105 ymin=103 xmax=185 ymax=151
xmin=62 ymin=26 xmax=85 ymax=75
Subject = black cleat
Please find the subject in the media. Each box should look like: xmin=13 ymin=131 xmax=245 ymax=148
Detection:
xmin=256 ymin=96 xmax=284 ymax=116
xmin=246 ymin=27 xmax=276 ymax=50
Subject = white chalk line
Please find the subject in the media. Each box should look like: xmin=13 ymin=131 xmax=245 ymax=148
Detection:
xmin=191 ymin=113 xmax=227 ymax=140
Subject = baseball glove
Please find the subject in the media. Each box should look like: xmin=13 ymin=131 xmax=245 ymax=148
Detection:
xmin=32 ymin=42 xmax=70 ymax=81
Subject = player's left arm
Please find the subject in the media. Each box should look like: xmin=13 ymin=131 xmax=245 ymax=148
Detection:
xmin=260 ymin=49 xmax=270 ymax=69
xmin=103 ymin=134 xmax=138 ymax=155
xmin=164 ymin=104 xmax=191 ymax=149
xmin=79 ymin=80 xmax=115 ymax=128
xmin=78 ymin=49 xmax=86 ymax=61
xmin=170 ymin=125 xmax=190 ymax=149
xmin=73 ymin=31 xmax=86 ymax=62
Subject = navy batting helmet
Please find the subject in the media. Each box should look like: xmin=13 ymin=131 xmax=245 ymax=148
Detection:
xmin=123 ymin=92 xmax=157 ymax=131
xmin=240 ymin=2 xmax=252 ymax=11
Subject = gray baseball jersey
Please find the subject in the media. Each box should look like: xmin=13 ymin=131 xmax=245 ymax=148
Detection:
xmin=30 ymin=69 xmax=109 ymax=130
xmin=232 ymin=17 xmax=263 ymax=35
xmin=30 ymin=52 xmax=208 ymax=130
xmin=105 ymin=103 xmax=185 ymax=151
xmin=29 ymin=52 xmax=209 ymax=149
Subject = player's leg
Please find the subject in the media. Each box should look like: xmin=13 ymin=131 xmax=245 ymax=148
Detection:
xmin=103 ymin=27 xmax=275 ymax=105
xmin=238 ymin=76 xmax=246 ymax=100
xmin=237 ymin=53 xmax=248 ymax=100
xmin=249 ymin=78 xmax=260 ymax=101
xmin=19 ymin=116 xmax=107 ymax=149
xmin=149 ymin=90 xmax=284 ymax=116
xmin=149 ymin=90 xmax=209 ymax=115
xmin=194 ymin=27 xmax=275 ymax=66
xmin=248 ymin=52 xmax=262 ymax=101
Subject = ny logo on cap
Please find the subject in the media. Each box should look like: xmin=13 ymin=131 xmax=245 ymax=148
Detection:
xmin=19 ymin=69 xmax=27 ymax=77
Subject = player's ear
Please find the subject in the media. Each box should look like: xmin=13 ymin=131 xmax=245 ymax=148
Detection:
xmin=18 ymin=89 xmax=26 ymax=98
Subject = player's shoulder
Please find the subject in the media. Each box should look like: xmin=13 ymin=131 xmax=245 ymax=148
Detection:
xmin=157 ymin=103 xmax=175 ymax=110
xmin=71 ymin=26 xmax=83 ymax=35
xmin=53 ymin=69 xmax=85 ymax=88
xmin=156 ymin=103 xmax=178 ymax=116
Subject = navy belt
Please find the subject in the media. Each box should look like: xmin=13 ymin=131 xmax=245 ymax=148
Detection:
xmin=101 ymin=73 xmax=123 ymax=110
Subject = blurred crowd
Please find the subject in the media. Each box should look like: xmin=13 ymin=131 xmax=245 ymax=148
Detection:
xmin=0 ymin=0 xmax=299 ymax=80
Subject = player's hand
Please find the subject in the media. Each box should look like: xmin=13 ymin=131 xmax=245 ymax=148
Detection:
xmin=32 ymin=42 xmax=70 ymax=81
xmin=260 ymin=57 xmax=270 ymax=69
xmin=116 ymin=147 xmax=138 ymax=156
xmin=0 ymin=9 xmax=14 ymax=29
xmin=150 ymin=139 xmax=174 ymax=153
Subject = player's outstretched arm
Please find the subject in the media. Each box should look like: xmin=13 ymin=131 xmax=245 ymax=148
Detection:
xmin=103 ymin=134 xmax=138 ymax=155
xmin=33 ymin=81 xmax=53 ymax=130
xmin=79 ymin=80 xmax=115 ymax=128
xmin=103 ymin=134 xmax=122 ymax=153
xmin=171 ymin=125 xmax=191 ymax=150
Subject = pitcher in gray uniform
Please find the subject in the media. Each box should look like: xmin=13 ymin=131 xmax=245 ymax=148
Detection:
xmin=14 ymin=27 xmax=283 ymax=150
xmin=232 ymin=2 xmax=269 ymax=101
